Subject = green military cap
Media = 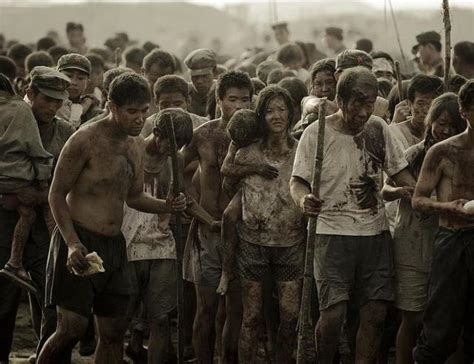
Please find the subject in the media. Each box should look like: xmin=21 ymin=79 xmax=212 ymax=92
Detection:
xmin=184 ymin=48 xmax=217 ymax=76
xmin=325 ymin=27 xmax=344 ymax=40
xmin=336 ymin=49 xmax=373 ymax=71
xmin=57 ymin=53 xmax=91 ymax=75
xmin=30 ymin=66 xmax=71 ymax=100
xmin=272 ymin=21 xmax=288 ymax=30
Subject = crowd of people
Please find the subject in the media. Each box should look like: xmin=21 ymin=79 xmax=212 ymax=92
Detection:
xmin=0 ymin=15 xmax=473 ymax=364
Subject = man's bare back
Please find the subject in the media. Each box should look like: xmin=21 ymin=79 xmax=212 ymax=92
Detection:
xmin=57 ymin=119 xmax=143 ymax=236
xmin=184 ymin=119 xmax=230 ymax=220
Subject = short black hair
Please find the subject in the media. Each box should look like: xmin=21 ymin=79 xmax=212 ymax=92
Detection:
xmin=336 ymin=67 xmax=378 ymax=104
xmin=458 ymin=79 xmax=474 ymax=111
xmin=123 ymin=46 xmax=147 ymax=67
xmin=0 ymin=56 xmax=17 ymax=80
xmin=356 ymin=38 xmax=373 ymax=53
xmin=251 ymin=77 xmax=266 ymax=95
xmin=448 ymin=74 xmax=467 ymax=94
xmin=0 ymin=73 xmax=15 ymax=95
xmin=310 ymin=58 xmax=336 ymax=82
xmin=420 ymin=40 xmax=442 ymax=53
xmin=48 ymin=46 xmax=69 ymax=64
xmin=276 ymin=42 xmax=304 ymax=67
xmin=85 ymin=53 xmax=105 ymax=73
xmin=255 ymin=85 xmax=294 ymax=135
xmin=6 ymin=43 xmax=32 ymax=63
xmin=370 ymin=51 xmax=394 ymax=65
xmin=235 ymin=62 xmax=257 ymax=78
xmin=216 ymin=70 xmax=253 ymax=101
xmin=407 ymin=74 xmax=443 ymax=102
xmin=227 ymin=109 xmax=260 ymax=147
xmin=256 ymin=60 xmax=283 ymax=84
xmin=36 ymin=37 xmax=56 ymax=52
xmin=25 ymin=51 xmax=54 ymax=74
xmin=89 ymin=47 xmax=112 ymax=63
xmin=109 ymin=73 xmax=151 ymax=107
xmin=142 ymin=49 xmax=175 ymax=73
xmin=267 ymin=68 xmax=295 ymax=85
xmin=278 ymin=77 xmax=308 ymax=107
xmin=453 ymin=41 xmax=474 ymax=64
xmin=152 ymin=108 xmax=193 ymax=148
xmin=153 ymin=74 xmax=189 ymax=100
xmin=103 ymin=67 xmax=134 ymax=92
xmin=143 ymin=41 xmax=160 ymax=54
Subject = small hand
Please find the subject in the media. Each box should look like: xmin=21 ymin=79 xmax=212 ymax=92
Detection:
xmin=300 ymin=193 xmax=323 ymax=217
xmin=258 ymin=164 xmax=279 ymax=179
xmin=67 ymin=242 xmax=89 ymax=274
xmin=392 ymin=100 xmax=410 ymax=124
xmin=397 ymin=186 xmax=415 ymax=201
xmin=169 ymin=192 xmax=187 ymax=212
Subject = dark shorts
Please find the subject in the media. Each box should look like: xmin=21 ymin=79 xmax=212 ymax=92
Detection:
xmin=46 ymin=223 xmax=131 ymax=318
xmin=128 ymin=259 xmax=177 ymax=321
xmin=237 ymin=240 xmax=305 ymax=282
xmin=314 ymin=232 xmax=394 ymax=311
xmin=414 ymin=228 xmax=474 ymax=364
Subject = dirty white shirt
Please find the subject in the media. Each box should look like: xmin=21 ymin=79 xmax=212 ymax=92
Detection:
xmin=292 ymin=115 xmax=407 ymax=236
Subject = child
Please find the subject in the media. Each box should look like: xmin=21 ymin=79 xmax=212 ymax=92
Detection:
xmin=0 ymin=75 xmax=54 ymax=293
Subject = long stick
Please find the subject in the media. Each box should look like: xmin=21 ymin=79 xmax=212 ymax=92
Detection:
xmin=388 ymin=0 xmax=408 ymax=70
xmin=296 ymin=98 xmax=327 ymax=363
xmin=114 ymin=47 xmax=122 ymax=68
xmin=442 ymin=0 xmax=451 ymax=92
xmin=165 ymin=115 xmax=185 ymax=364
xmin=395 ymin=60 xmax=404 ymax=102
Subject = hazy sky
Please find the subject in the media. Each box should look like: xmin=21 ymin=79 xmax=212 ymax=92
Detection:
xmin=6 ymin=0 xmax=474 ymax=9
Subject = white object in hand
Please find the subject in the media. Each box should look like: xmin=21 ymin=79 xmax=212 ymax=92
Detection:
xmin=72 ymin=251 xmax=105 ymax=277
xmin=463 ymin=200 xmax=474 ymax=212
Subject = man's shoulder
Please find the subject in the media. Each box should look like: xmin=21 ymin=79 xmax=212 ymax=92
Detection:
xmin=194 ymin=118 xmax=221 ymax=135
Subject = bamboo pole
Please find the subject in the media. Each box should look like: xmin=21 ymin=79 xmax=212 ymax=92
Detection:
xmin=395 ymin=60 xmax=405 ymax=102
xmin=296 ymin=98 xmax=327 ymax=363
xmin=388 ymin=0 xmax=408 ymax=70
xmin=164 ymin=115 xmax=185 ymax=364
xmin=442 ymin=0 xmax=452 ymax=92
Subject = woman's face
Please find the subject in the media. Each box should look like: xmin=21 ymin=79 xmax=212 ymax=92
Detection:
xmin=265 ymin=96 xmax=289 ymax=135
xmin=431 ymin=109 xmax=458 ymax=142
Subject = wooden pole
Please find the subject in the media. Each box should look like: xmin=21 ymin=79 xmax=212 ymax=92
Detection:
xmin=442 ymin=0 xmax=452 ymax=92
xmin=296 ymin=98 xmax=327 ymax=363
xmin=114 ymin=47 xmax=122 ymax=68
xmin=388 ymin=0 xmax=408 ymax=71
xmin=395 ymin=60 xmax=405 ymax=102
xmin=164 ymin=115 xmax=185 ymax=364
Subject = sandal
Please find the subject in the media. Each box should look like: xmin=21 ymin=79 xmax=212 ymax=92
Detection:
xmin=0 ymin=263 xmax=37 ymax=294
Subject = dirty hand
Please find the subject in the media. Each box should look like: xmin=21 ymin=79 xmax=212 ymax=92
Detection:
xmin=258 ymin=164 xmax=279 ymax=179
xmin=446 ymin=199 xmax=474 ymax=220
xmin=67 ymin=242 xmax=89 ymax=274
xmin=397 ymin=186 xmax=415 ymax=201
xmin=169 ymin=192 xmax=187 ymax=212
xmin=392 ymin=100 xmax=410 ymax=123
xmin=300 ymin=193 xmax=323 ymax=217
xmin=16 ymin=186 xmax=39 ymax=206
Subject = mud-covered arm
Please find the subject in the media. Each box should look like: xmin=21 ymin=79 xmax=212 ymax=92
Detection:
xmin=48 ymin=131 xmax=89 ymax=248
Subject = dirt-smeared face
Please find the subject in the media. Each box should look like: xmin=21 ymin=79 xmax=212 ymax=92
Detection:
xmin=340 ymin=86 xmax=377 ymax=133
xmin=312 ymin=70 xmax=336 ymax=100
xmin=112 ymin=101 xmax=150 ymax=136
xmin=431 ymin=109 xmax=459 ymax=142
xmin=191 ymin=73 xmax=214 ymax=96
xmin=156 ymin=92 xmax=187 ymax=111
xmin=409 ymin=91 xmax=437 ymax=125
xmin=264 ymin=96 xmax=289 ymax=135
xmin=62 ymin=69 xmax=89 ymax=100
xmin=219 ymin=87 xmax=251 ymax=122
xmin=29 ymin=90 xmax=63 ymax=124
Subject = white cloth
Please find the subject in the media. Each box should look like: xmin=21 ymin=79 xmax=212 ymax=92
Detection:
xmin=292 ymin=115 xmax=407 ymax=236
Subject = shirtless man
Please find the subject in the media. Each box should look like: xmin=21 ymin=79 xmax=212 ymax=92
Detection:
xmin=182 ymin=70 xmax=253 ymax=363
xmin=37 ymin=73 xmax=186 ymax=364
xmin=412 ymin=80 xmax=474 ymax=363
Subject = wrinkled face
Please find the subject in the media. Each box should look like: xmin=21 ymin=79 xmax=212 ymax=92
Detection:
xmin=62 ymin=69 xmax=89 ymax=100
xmin=274 ymin=28 xmax=289 ymax=45
xmin=409 ymin=91 xmax=437 ymax=124
xmin=67 ymin=30 xmax=85 ymax=49
xmin=111 ymin=101 xmax=150 ymax=136
xmin=28 ymin=89 xmax=63 ymax=124
xmin=218 ymin=87 xmax=251 ymax=121
xmin=191 ymin=73 xmax=214 ymax=95
xmin=431 ymin=110 xmax=459 ymax=142
xmin=340 ymin=86 xmax=377 ymax=133
xmin=156 ymin=92 xmax=188 ymax=111
xmin=312 ymin=70 xmax=337 ymax=100
xmin=144 ymin=63 xmax=174 ymax=90
xmin=265 ymin=96 xmax=289 ymax=134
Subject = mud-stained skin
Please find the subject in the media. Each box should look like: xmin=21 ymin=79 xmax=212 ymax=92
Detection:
xmin=356 ymin=301 xmax=387 ymax=363
xmin=239 ymin=279 xmax=263 ymax=363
